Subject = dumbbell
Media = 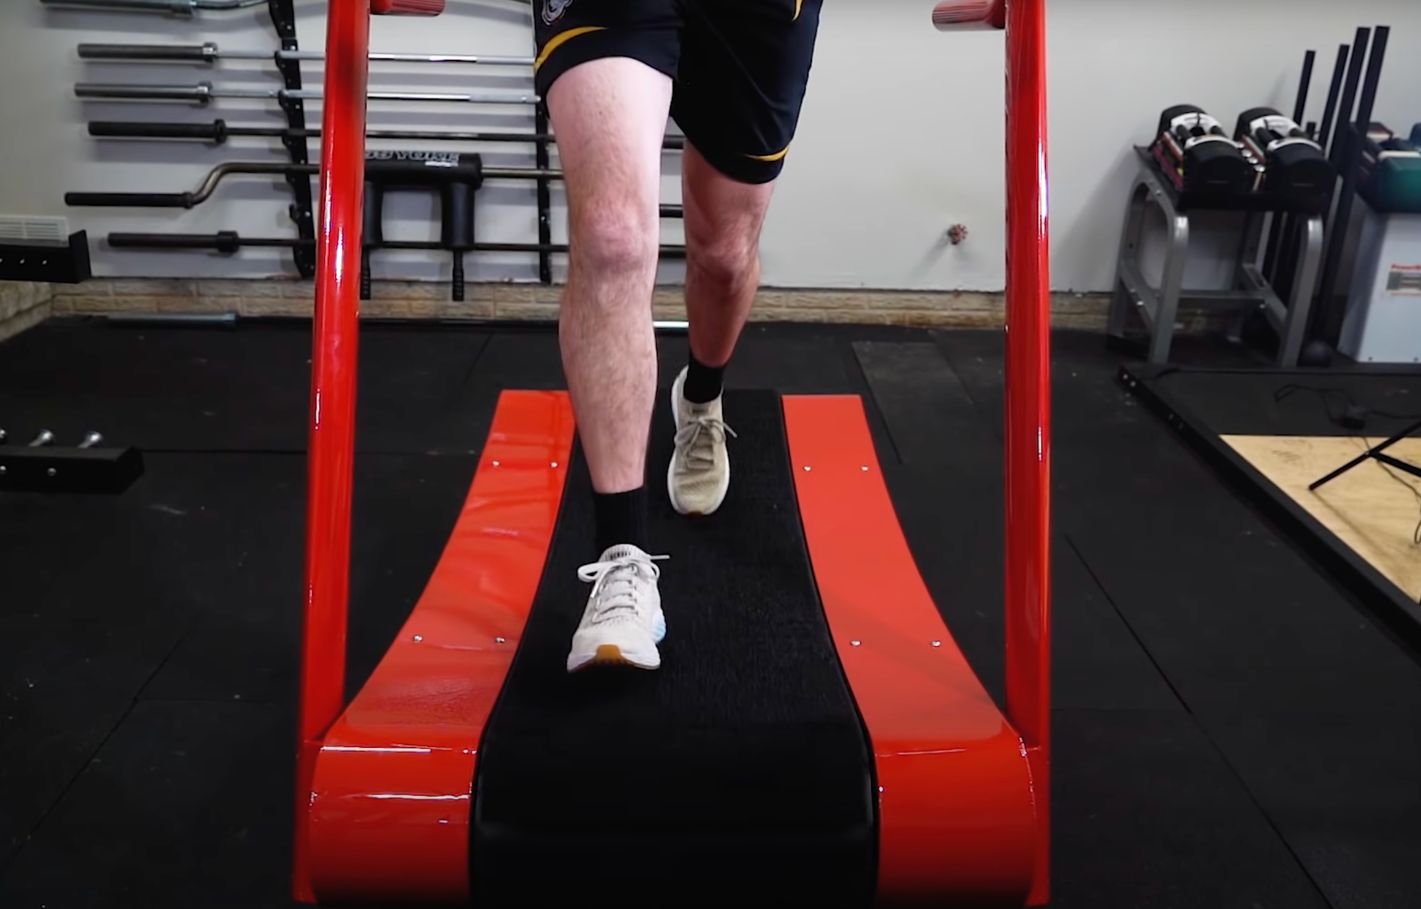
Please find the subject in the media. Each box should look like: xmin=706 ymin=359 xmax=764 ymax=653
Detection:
xmin=1152 ymin=105 xmax=1256 ymax=195
xmin=1234 ymin=107 xmax=1334 ymax=197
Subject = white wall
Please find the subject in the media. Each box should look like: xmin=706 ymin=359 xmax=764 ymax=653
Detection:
xmin=1 ymin=0 xmax=1418 ymax=293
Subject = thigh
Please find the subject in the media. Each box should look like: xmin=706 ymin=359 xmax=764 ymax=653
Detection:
xmin=545 ymin=57 xmax=674 ymax=228
xmin=672 ymin=0 xmax=824 ymax=185
xmin=682 ymin=142 xmax=776 ymax=255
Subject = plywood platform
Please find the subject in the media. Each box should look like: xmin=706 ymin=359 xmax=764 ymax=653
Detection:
xmin=1223 ymin=435 xmax=1421 ymax=600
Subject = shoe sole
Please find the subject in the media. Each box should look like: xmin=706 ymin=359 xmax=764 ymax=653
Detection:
xmin=569 ymin=644 xmax=660 ymax=672
xmin=667 ymin=370 xmax=730 ymax=517
xmin=566 ymin=610 xmax=667 ymax=673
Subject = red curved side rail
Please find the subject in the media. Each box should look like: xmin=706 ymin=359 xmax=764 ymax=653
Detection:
xmin=786 ymin=396 xmax=1037 ymax=904
xmin=308 ymin=391 xmax=575 ymax=904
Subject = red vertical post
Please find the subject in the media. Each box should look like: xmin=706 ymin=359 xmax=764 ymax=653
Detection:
xmin=1003 ymin=0 xmax=1052 ymax=904
xmin=293 ymin=1 xmax=372 ymax=901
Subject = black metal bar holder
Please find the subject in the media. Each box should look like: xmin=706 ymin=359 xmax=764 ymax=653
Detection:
xmin=268 ymin=0 xmax=316 ymax=278
xmin=0 ymin=232 xmax=92 ymax=283
xmin=0 ymin=444 xmax=144 ymax=494
xmin=534 ymin=99 xmax=554 ymax=285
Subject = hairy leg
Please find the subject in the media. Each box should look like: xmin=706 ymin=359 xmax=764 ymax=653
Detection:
xmin=681 ymin=143 xmax=777 ymax=368
xmin=547 ymin=58 xmax=674 ymax=494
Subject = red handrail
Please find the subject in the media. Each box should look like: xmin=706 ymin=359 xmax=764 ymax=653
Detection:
xmin=1002 ymin=1 xmax=1052 ymax=903
xmin=294 ymin=1 xmax=372 ymax=900
xmin=935 ymin=2 xmax=1053 ymax=902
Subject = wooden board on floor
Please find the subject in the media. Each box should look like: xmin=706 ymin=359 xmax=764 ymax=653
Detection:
xmin=1221 ymin=435 xmax=1421 ymax=600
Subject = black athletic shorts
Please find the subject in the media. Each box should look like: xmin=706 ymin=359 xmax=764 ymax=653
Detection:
xmin=532 ymin=0 xmax=823 ymax=184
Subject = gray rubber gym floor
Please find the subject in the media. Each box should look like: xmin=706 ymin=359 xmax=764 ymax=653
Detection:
xmin=1 ymin=319 xmax=1417 ymax=908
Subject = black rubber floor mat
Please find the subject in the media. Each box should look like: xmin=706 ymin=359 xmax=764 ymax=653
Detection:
xmin=470 ymin=391 xmax=876 ymax=908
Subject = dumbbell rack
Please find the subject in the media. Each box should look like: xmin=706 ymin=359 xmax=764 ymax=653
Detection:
xmin=0 ymin=428 xmax=144 ymax=494
xmin=1108 ymin=147 xmax=1327 ymax=367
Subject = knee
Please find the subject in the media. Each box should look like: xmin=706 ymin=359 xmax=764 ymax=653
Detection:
xmin=688 ymin=233 xmax=759 ymax=288
xmin=571 ymin=203 xmax=658 ymax=279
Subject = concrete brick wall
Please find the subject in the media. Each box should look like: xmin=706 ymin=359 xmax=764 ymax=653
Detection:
xmin=47 ymin=278 xmax=1111 ymax=330
xmin=0 ymin=282 xmax=53 ymax=343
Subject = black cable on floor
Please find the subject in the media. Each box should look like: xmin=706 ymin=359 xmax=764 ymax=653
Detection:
xmin=1274 ymin=383 xmax=1421 ymax=423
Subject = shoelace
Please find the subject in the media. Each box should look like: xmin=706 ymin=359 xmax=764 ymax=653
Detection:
xmin=674 ymin=415 xmax=737 ymax=470
xmin=577 ymin=553 xmax=669 ymax=625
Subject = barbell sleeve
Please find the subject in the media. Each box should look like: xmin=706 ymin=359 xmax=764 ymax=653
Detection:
xmin=88 ymin=120 xmax=228 ymax=141
xmin=76 ymin=81 xmax=213 ymax=103
xmin=79 ymin=42 xmax=218 ymax=62
xmin=66 ymin=191 xmax=194 ymax=207
xmin=42 ymin=0 xmax=197 ymax=14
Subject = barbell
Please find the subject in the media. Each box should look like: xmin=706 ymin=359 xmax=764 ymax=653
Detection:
xmin=76 ymin=80 xmax=538 ymax=106
xmin=78 ymin=42 xmax=535 ymax=68
xmin=66 ymin=158 xmax=685 ymax=220
xmin=41 ymin=0 xmax=265 ymax=14
xmin=86 ymin=119 xmax=686 ymax=152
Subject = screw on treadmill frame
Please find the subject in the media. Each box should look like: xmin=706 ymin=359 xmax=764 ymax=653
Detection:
xmin=78 ymin=431 xmax=105 ymax=449
xmin=0 ymin=428 xmax=7 ymax=444
xmin=28 ymin=429 xmax=55 ymax=447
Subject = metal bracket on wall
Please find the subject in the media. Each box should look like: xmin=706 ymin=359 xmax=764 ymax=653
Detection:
xmin=0 ymin=231 xmax=93 ymax=284
xmin=268 ymin=0 xmax=317 ymax=279
xmin=534 ymin=100 xmax=554 ymax=285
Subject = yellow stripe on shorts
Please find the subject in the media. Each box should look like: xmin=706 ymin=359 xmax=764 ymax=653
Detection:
xmin=534 ymin=26 xmax=607 ymax=72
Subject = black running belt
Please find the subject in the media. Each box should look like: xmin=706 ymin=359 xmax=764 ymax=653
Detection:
xmin=470 ymin=391 xmax=876 ymax=908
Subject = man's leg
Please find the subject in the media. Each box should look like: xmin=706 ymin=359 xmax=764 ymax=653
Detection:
xmin=545 ymin=58 xmax=677 ymax=672
xmin=682 ymin=144 xmax=776 ymax=394
xmin=547 ymin=58 xmax=672 ymax=545
xmin=665 ymin=0 xmax=821 ymax=516
xmin=663 ymin=148 xmax=774 ymax=516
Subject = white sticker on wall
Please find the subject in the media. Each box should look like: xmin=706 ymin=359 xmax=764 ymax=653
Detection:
xmin=1387 ymin=265 xmax=1421 ymax=296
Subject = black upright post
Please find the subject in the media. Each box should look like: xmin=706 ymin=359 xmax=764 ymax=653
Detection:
xmin=1316 ymin=25 xmax=1389 ymax=347
xmin=1303 ymin=28 xmax=1371 ymax=350
xmin=269 ymin=0 xmax=318 ymax=280
xmin=534 ymin=100 xmax=554 ymax=286
xmin=1327 ymin=28 xmax=1371 ymax=166
xmin=1292 ymin=50 xmax=1316 ymax=123
xmin=1265 ymin=50 xmax=1318 ymax=285
xmin=1316 ymin=44 xmax=1351 ymax=152
xmin=1280 ymin=44 xmax=1349 ymax=322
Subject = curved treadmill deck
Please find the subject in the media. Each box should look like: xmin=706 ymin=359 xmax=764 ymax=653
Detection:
xmin=307 ymin=390 xmax=1039 ymax=907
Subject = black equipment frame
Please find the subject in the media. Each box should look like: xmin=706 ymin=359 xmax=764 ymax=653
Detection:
xmin=1120 ymin=363 xmax=1421 ymax=650
xmin=267 ymin=0 xmax=316 ymax=278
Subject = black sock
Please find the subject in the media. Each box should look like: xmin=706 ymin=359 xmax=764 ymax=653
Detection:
xmin=683 ymin=353 xmax=726 ymax=404
xmin=593 ymin=487 xmax=648 ymax=554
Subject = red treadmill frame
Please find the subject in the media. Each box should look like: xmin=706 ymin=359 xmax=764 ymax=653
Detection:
xmin=295 ymin=0 xmax=1050 ymax=904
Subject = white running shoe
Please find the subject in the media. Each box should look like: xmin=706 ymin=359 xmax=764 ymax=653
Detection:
xmin=566 ymin=545 xmax=668 ymax=672
xmin=668 ymin=366 xmax=736 ymax=516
